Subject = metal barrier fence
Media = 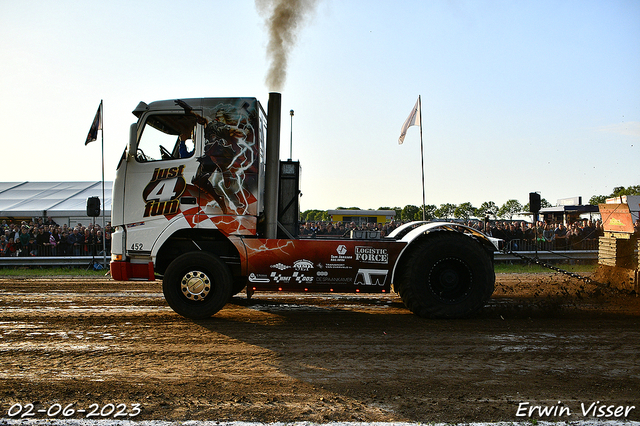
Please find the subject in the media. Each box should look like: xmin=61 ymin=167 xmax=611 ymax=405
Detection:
xmin=0 ymin=256 xmax=107 ymax=268
xmin=0 ymin=242 xmax=110 ymax=258
xmin=0 ymin=237 xmax=599 ymax=267
xmin=496 ymin=250 xmax=597 ymax=262
xmin=503 ymin=238 xmax=599 ymax=252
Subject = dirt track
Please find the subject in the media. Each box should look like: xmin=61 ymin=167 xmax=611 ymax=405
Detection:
xmin=0 ymin=273 xmax=638 ymax=423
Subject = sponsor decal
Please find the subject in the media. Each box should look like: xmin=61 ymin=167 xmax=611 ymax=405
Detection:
xmin=293 ymin=259 xmax=314 ymax=271
xmin=142 ymin=165 xmax=187 ymax=217
xmin=355 ymin=246 xmax=389 ymax=264
xmin=271 ymin=263 xmax=291 ymax=271
xmin=270 ymin=271 xmax=313 ymax=284
xmin=331 ymin=245 xmax=353 ymax=262
xmin=316 ymin=276 xmax=353 ymax=284
xmin=126 ymin=222 xmax=145 ymax=228
xmin=293 ymin=271 xmax=313 ymax=283
xmin=609 ymin=218 xmax=625 ymax=227
xmin=270 ymin=272 xmax=291 ymax=283
xmin=248 ymin=273 xmax=270 ymax=283
xmin=354 ymin=269 xmax=388 ymax=286
xmin=325 ymin=263 xmax=351 ymax=269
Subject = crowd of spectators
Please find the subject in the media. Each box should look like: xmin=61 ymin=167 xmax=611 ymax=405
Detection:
xmin=468 ymin=219 xmax=605 ymax=251
xmin=1 ymin=215 xmax=636 ymax=258
xmin=300 ymin=220 xmax=401 ymax=238
xmin=299 ymin=218 xmax=618 ymax=251
xmin=0 ymin=218 xmax=111 ymax=257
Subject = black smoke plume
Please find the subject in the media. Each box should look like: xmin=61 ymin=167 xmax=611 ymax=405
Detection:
xmin=256 ymin=0 xmax=319 ymax=91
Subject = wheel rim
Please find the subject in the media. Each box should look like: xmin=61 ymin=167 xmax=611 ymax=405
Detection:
xmin=180 ymin=270 xmax=212 ymax=302
xmin=428 ymin=257 xmax=472 ymax=303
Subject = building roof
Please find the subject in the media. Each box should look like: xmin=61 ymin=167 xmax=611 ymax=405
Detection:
xmin=0 ymin=182 xmax=112 ymax=218
xmin=539 ymin=204 xmax=599 ymax=214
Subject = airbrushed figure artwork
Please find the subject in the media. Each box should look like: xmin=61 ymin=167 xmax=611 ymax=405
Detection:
xmin=175 ymin=99 xmax=260 ymax=217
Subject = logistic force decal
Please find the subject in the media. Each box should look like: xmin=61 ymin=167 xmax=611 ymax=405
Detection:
xmin=355 ymin=246 xmax=388 ymax=264
xmin=142 ymin=166 xmax=186 ymax=217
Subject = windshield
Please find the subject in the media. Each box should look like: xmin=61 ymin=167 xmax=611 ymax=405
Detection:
xmin=136 ymin=113 xmax=197 ymax=162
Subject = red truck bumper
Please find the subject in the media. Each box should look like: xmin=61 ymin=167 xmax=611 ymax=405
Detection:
xmin=110 ymin=261 xmax=155 ymax=281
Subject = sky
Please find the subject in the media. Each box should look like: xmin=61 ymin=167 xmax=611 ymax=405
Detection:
xmin=1 ymin=0 xmax=638 ymax=212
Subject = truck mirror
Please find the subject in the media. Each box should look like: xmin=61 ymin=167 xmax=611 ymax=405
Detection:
xmin=127 ymin=123 xmax=138 ymax=160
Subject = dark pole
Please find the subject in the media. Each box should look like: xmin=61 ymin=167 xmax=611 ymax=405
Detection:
xmin=265 ymin=93 xmax=282 ymax=239
xmin=418 ymin=95 xmax=425 ymax=221
xmin=289 ymin=109 xmax=294 ymax=161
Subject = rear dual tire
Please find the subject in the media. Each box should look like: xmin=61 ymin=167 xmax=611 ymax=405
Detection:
xmin=397 ymin=232 xmax=495 ymax=318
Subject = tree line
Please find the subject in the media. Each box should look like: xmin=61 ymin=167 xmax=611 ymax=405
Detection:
xmin=301 ymin=185 xmax=640 ymax=223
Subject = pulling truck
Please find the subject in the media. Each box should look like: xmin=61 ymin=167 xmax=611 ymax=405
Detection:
xmin=110 ymin=93 xmax=499 ymax=319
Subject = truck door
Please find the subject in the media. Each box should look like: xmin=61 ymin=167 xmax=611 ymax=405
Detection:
xmin=122 ymin=111 xmax=201 ymax=255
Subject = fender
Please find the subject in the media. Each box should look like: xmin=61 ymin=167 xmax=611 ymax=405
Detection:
xmin=390 ymin=221 xmax=501 ymax=283
xmin=149 ymin=215 xmax=195 ymax=260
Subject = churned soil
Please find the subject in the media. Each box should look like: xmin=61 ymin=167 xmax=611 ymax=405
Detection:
xmin=0 ymin=271 xmax=638 ymax=423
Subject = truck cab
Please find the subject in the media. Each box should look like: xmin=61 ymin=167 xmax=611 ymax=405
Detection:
xmin=111 ymin=98 xmax=266 ymax=281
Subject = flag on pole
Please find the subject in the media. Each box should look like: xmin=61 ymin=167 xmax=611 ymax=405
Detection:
xmin=398 ymin=97 xmax=421 ymax=144
xmin=85 ymin=102 xmax=102 ymax=145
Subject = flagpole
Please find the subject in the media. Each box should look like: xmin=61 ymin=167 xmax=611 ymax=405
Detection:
xmin=418 ymin=95 xmax=426 ymax=221
xmin=398 ymin=96 xmax=426 ymax=220
xmin=100 ymin=100 xmax=106 ymax=269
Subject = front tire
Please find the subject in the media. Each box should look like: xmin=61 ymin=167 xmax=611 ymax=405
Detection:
xmin=163 ymin=252 xmax=232 ymax=319
xmin=397 ymin=232 xmax=495 ymax=318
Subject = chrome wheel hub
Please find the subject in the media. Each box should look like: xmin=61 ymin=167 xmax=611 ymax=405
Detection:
xmin=180 ymin=271 xmax=211 ymax=301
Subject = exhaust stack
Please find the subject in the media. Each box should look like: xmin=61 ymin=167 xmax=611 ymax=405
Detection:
xmin=264 ymin=92 xmax=282 ymax=239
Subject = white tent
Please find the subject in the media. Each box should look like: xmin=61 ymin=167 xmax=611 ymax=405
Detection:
xmin=0 ymin=182 xmax=112 ymax=226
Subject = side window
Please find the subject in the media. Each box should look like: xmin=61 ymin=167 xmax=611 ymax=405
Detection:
xmin=136 ymin=113 xmax=197 ymax=162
